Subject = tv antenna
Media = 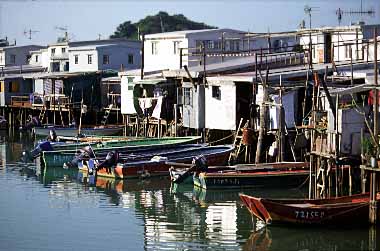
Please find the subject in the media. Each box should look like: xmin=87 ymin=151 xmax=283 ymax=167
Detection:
xmin=336 ymin=0 xmax=375 ymax=25
xmin=23 ymin=28 xmax=39 ymax=40
xmin=304 ymin=5 xmax=319 ymax=29
xmin=55 ymin=26 xmax=69 ymax=42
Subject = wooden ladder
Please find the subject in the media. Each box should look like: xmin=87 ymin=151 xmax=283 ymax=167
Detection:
xmin=228 ymin=118 xmax=248 ymax=164
xmin=101 ymin=104 xmax=113 ymax=126
xmin=39 ymin=106 xmax=46 ymax=123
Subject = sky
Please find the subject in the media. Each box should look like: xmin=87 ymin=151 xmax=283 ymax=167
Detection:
xmin=0 ymin=0 xmax=379 ymax=46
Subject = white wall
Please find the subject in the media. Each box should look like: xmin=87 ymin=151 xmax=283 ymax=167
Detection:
xmin=120 ymin=75 xmax=138 ymax=114
xmin=205 ymin=82 xmax=236 ymax=130
xmin=182 ymin=82 xmax=199 ymax=129
xmin=144 ymin=37 xmax=188 ymax=72
xmin=29 ymin=51 xmax=42 ymax=66
xmin=300 ymin=34 xmax=323 ymax=63
xmin=332 ymin=31 xmax=364 ymax=62
xmin=47 ymin=44 xmax=69 ymax=71
xmin=34 ymin=79 xmax=44 ymax=94
xmin=68 ymin=49 xmax=99 ymax=72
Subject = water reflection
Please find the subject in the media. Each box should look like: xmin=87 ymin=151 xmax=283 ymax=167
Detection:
xmin=1 ymin=136 xmax=380 ymax=251
xmin=243 ymin=227 xmax=380 ymax=251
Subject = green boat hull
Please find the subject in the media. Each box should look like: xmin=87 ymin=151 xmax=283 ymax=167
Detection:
xmin=42 ymin=136 xmax=200 ymax=167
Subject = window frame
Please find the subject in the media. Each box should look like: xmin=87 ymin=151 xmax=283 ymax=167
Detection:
xmin=151 ymin=41 xmax=158 ymax=55
xmin=103 ymin=54 xmax=109 ymax=65
xmin=173 ymin=41 xmax=180 ymax=55
xmin=88 ymin=54 xmax=93 ymax=64
xmin=212 ymin=86 xmax=221 ymax=100
xmin=128 ymin=54 xmax=134 ymax=64
xmin=183 ymin=87 xmax=192 ymax=106
xmin=10 ymin=54 xmax=16 ymax=64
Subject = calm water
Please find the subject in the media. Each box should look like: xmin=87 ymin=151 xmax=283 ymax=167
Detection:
xmin=0 ymin=131 xmax=379 ymax=251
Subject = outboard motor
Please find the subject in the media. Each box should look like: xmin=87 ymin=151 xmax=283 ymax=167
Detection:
xmin=171 ymin=155 xmax=208 ymax=184
xmin=47 ymin=129 xmax=57 ymax=142
xmin=64 ymin=146 xmax=95 ymax=169
xmin=193 ymin=155 xmax=208 ymax=172
xmin=21 ymin=116 xmax=41 ymax=131
xmin=22 ymin=141 xmax=54 ymax=161
xmin=97 ymin=151 xmax=119 ymax=173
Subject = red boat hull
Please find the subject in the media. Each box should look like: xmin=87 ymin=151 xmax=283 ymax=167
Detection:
xmin=240 ymin=193 xmax=376 ymax=225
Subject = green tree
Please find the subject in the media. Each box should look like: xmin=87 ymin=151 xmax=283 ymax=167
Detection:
xmin=110 ymin=11 xmax=217 ymax=39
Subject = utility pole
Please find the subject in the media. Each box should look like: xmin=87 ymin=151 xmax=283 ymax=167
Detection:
xmin=304 ymin=5 xmax=318 ymax=69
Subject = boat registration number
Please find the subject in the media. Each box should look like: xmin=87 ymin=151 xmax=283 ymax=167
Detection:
xmin=295 ymin=210 xmax=325 ymax=219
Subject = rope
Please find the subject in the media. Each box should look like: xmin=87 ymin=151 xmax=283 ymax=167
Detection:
xmin=208 ymin=133 xmax=234 ymax=145
xmin=294 ymin=175 xmax=310 ymax=190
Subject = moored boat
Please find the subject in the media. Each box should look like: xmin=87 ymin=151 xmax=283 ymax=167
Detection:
xmin=194 ymin=162 xmax=309 ymax=189
xmin=79 ymin=145 xmax=234 ymax=179
xmin=42 ymin=136 xmax=201 ymax=167
xmin=239 ymin=192 xmax=377 ymax=226
xmin=34 ymin=125 xmax=124 ymax=137
xmin=170 ymin=162 xmax=309 ymax=189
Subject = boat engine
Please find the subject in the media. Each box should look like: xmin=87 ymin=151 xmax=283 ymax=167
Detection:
xmin=20 ymin=116 xmax=41 ymax=131
xmin=97 ymin=151 xmax=119 ymax=173
xmin=22 ymin=141 xmax=54 ymax=161
xmin=47 ymin=129 xmax=57 ymax=142
xmin=193 ymin=155 xmax=208 ymax=172
xmin=64 ymin=146 xmax=96 ymax=169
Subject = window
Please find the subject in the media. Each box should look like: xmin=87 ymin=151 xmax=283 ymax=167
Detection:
xmin=212 ymin=86 xmax=221 ymax=100
xmin=74 ymin=55 xmax=79 ymax=64
xmin=173 ymin=41 xmax=180 ymax=55
xmin=51 ymin=48 xmax=56 ymax=55
xmin=183 ymin=87 xmax=192 ymax=106
xmin=128 ymin=54 xmax=134 ymax=64
xmin=235 ymin=41 xmax=240 ymax=51
xmin=207 ymin=40 xmax=214 ymax=49
xmin=8 ymin=81 xmax=20 ymax=93
xmin=151 ymin=42 xmax=158 ymax=55
xmin=345 ymin=44 xmax=352 ymax=58
xmin=103 ymin=55 xmax=109 ymax=65
xmin=88 ymin=54 xmax=92 ymax=64
xmin=214 ymin=41 xmax=222 ymax=50
xmin=10 ymin=54 xmax=16 ymax=64
xmin=61 ymin=48 xmax=66 ymax=53
xmin=35 ymin=55 xmax=39 ymax=62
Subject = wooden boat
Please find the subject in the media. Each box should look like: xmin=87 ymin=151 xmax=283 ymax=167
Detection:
xmin=239 ymin=192 xmax=377 ymax=226
xmin=194 ymin=162 xmax=309 ymax=189
xmin=79 ymin=145 xmax=234 ymax=179
xmin=24 ymin=137 xmax=136 ymax=161
xmin=57 ymin=135 xmax=135 ymax=143
xmin=170 ymin=162 xmax=309 ymax=189
xmin=34 ymin=125 xmax=124 ymax=137
xmin=42 ymin=136 xmax=201 ymax=167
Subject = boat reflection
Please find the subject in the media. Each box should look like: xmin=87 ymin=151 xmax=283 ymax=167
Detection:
xmin=243 ymin=227 xmax=379 ymax=251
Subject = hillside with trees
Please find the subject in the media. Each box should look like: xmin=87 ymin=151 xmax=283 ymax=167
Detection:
xmin=111 ymin=11 xmax=217 ymax=39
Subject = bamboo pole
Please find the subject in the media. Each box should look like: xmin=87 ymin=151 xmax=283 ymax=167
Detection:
xmin=255 ymin=67 xmax=269 ymax=164
xmin=370 ymin=28 xmax=378 ymax=225
xmin=279 ymin=75 xmax=285 ymax=162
